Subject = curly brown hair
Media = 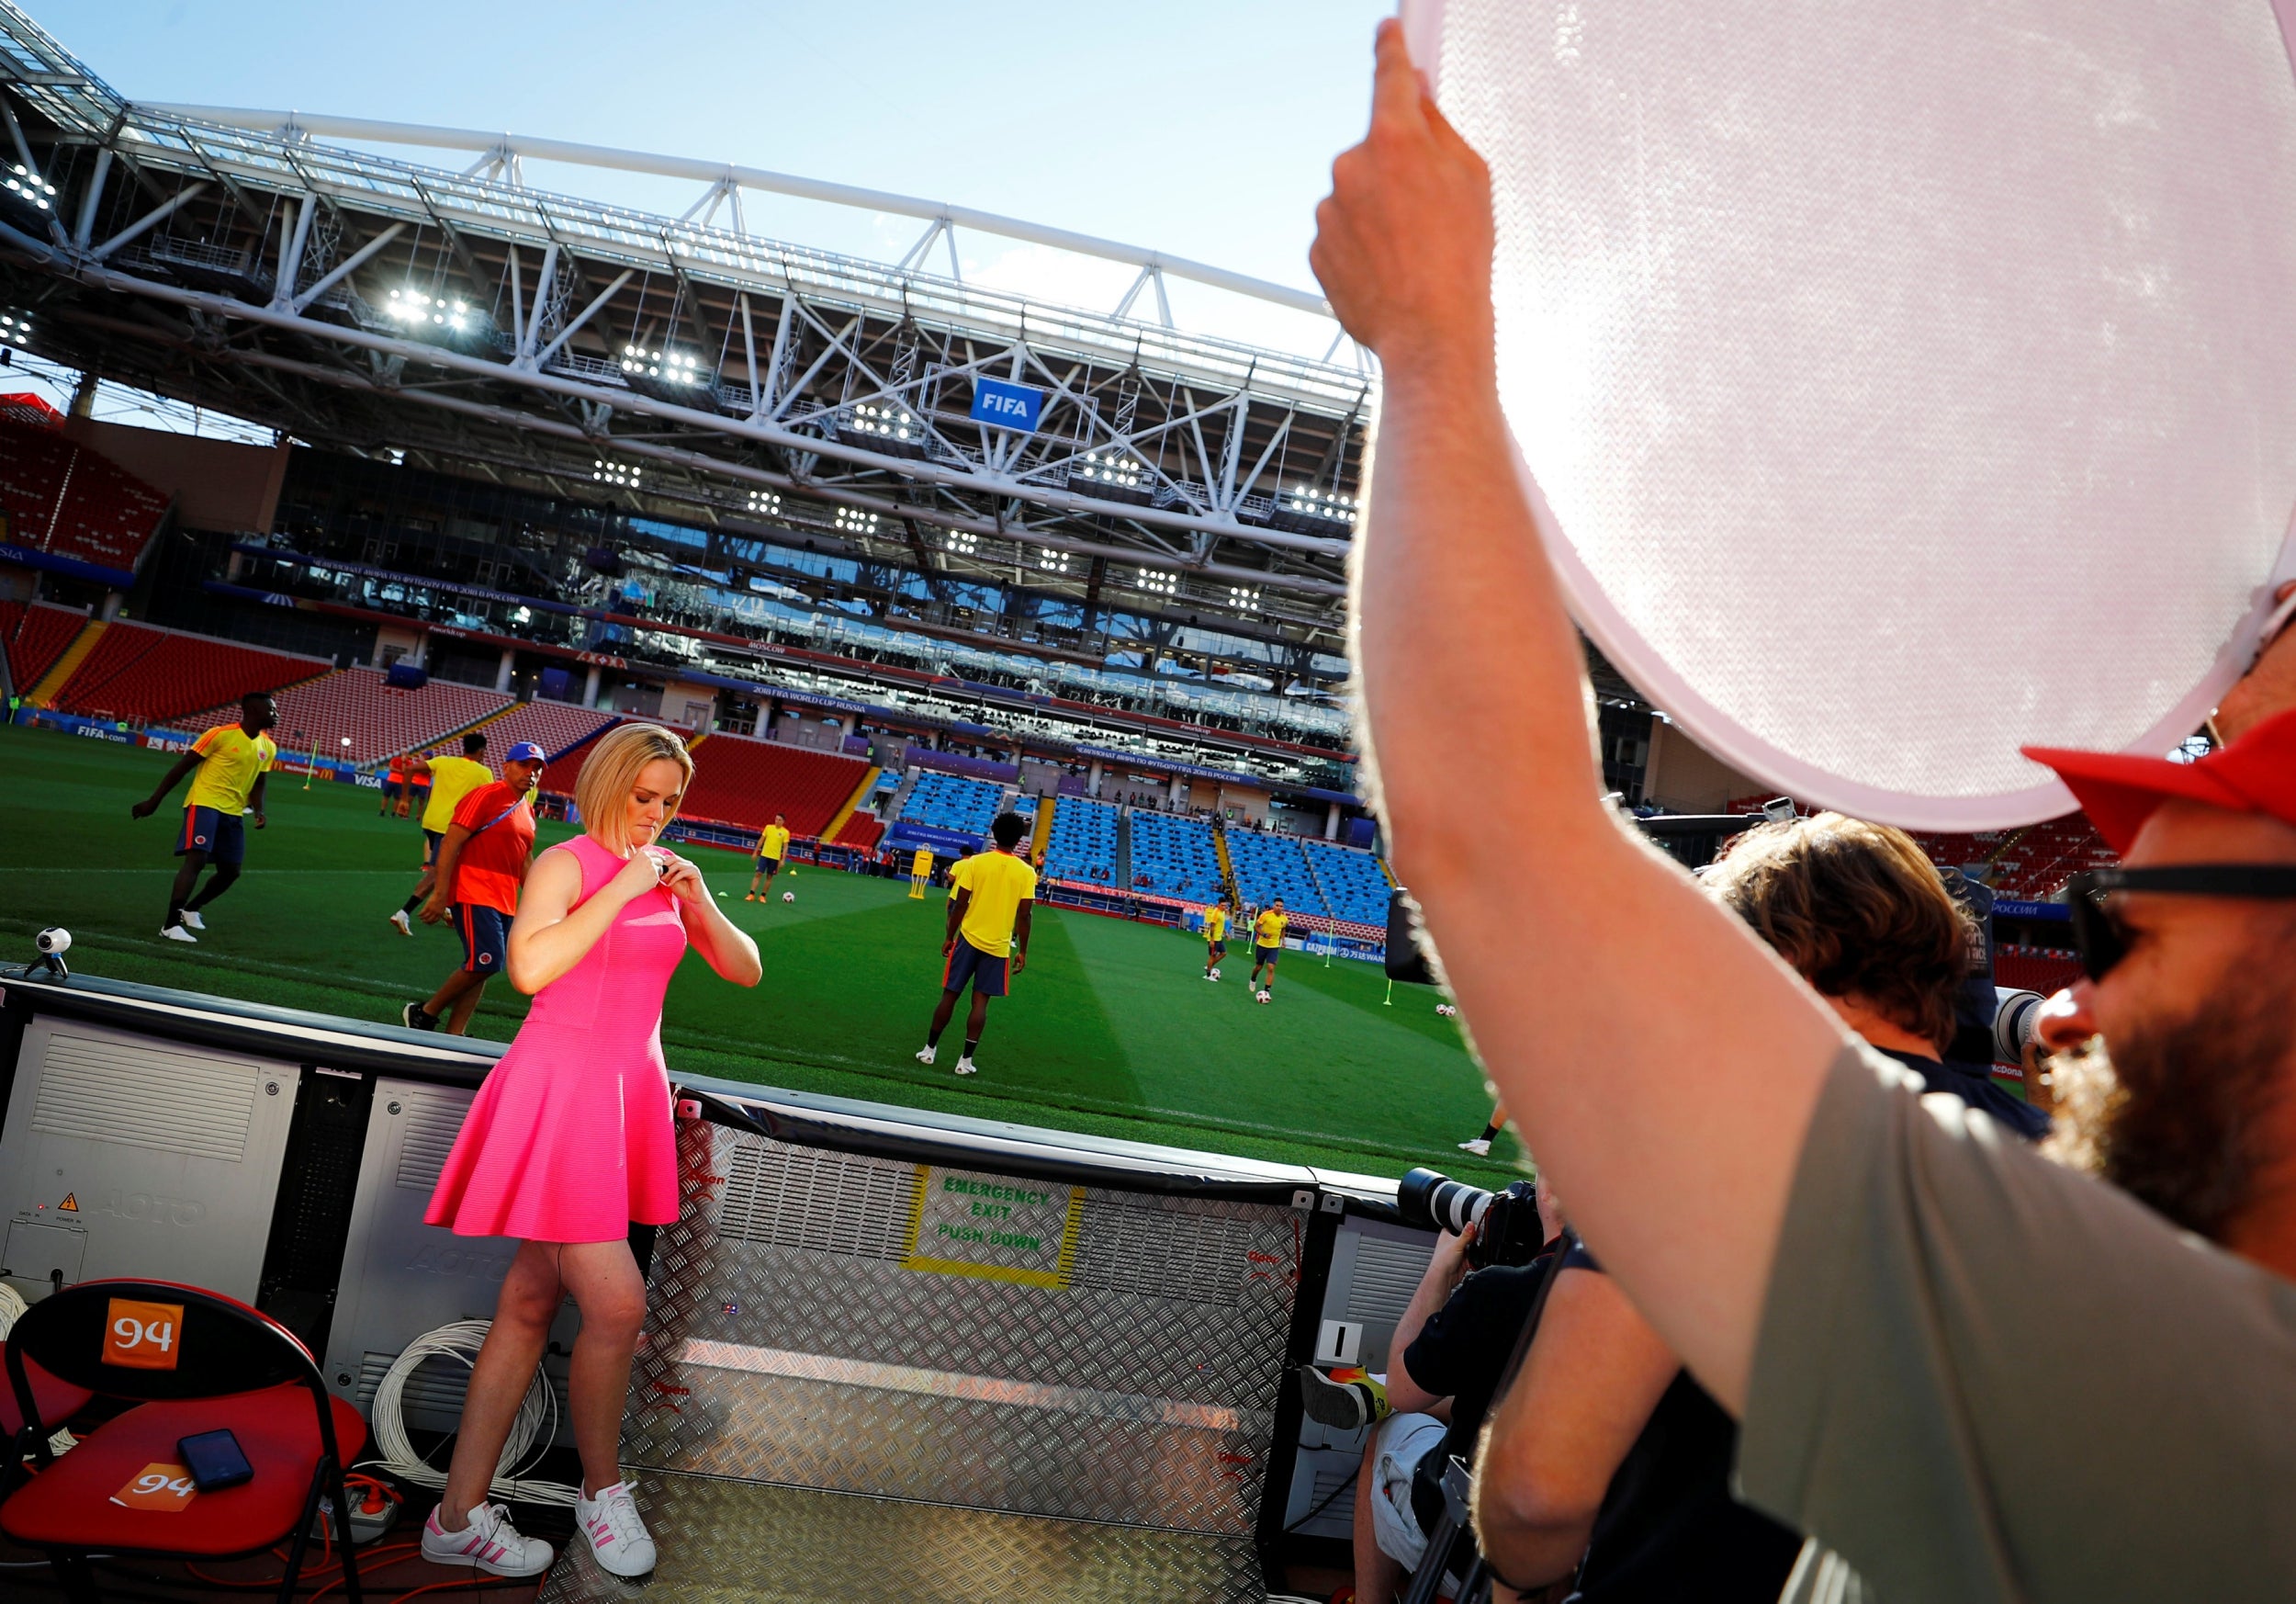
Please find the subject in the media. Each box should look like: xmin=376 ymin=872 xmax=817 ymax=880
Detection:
xmin=1702 ymin=813 xmax=1972 ymax=1051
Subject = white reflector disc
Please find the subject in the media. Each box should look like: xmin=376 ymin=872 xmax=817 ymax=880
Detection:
xmin=1403 ymin=0 xmax=2296 ymax=827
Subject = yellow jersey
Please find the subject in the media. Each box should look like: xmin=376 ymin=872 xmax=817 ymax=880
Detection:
xmin=911 ymin=848 xmax=935 ymax=876
xmin=1253 ymin=909 xmax=1289 ymax=948
xmin=759 ymin=823 xmax=791 ymax=861
xmin=184 ymin=723 xmax=276 ymax=814
xmin=421 ymin=754 xmax=493 ymax=833
xmin=950 ymin=849 xmax=1038 ymax=955
xmin=1203 ymin=906 xmax=1228 ymax=942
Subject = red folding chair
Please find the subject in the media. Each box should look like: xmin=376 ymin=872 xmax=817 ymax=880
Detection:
xmin=0 ymin=1338 xmax=94 ymax=1451
xmin=0 ymin=1280 xmax=366 ymax=1604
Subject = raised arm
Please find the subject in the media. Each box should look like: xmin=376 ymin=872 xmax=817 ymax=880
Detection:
xmin=656 ymin=852 xmax=763 ymax=987
xmin=506 ymin=845 xmax=670 ymax=994
xmin=1311 ymin=19 xmax=1845 ymax=1409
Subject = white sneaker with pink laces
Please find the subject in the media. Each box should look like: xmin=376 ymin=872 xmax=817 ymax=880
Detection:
xmin=419 ymin=1500 xmax=553 ymax=1576
xmin=577 ymin=1480 xmax=658 ymax=1577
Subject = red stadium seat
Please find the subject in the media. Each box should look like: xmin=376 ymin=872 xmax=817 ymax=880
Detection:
xmin=197 ymin=666 xmax=512 ymax=767
xmin=0 ymin=418 xmax=169 ymax=576
xmin=51 ymin=622 xmax=327 ymax=725
xmin=541 ymin=728 xmax=870 ymax=838
xmin=471 ymin=698 xmax=616 ymax=765
xmin=0 ymin=601 xmax=88 ymax=693
xmin=1 ymin=1280 xmax=367 ymax=1600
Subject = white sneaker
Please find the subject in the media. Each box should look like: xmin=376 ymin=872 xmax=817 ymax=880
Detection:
xmin=160 ymin=924 xmax=197 ymax=943
xmin=421 ymin=1501 xmax=553 ymax=1577
xmin=180 ymin=909 xmax=206 ymax=932
xmin=388 ymin=909 xmax=411 ymax=935
xmin=1458 ymin=1137 xmax=1493 ymax=1158
xmin=577 ymin=1481 xmax=658 ymax=1577
xmin=954 ymin=1057 xmax=978 ymax=1077
xmin=915 ymin=1045 xmax=937 ymax=1066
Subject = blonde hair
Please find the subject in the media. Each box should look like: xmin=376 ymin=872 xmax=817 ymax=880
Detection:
xmin=574 ymin=722 xmax=695 ymax=854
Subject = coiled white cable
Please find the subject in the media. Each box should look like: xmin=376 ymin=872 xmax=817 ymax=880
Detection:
xmin=0 ymin=1282 xmax=26 ymax=1337
xmin=359 ymin=1318 xmax=580 ymax=1508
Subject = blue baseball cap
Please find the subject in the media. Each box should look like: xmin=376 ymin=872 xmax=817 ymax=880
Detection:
xmin=504 ymin=741 xmax=548 ymax=763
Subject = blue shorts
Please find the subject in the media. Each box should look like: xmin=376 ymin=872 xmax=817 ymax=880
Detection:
xmin=422 ymin=828 xmax=445 ymax=864
xmin=756 ymin=855 xmax=782 ymax=876
xmin=942 ymin=940 xmax=1008 ymax=999
xmin=1254 ymin=943 xmax=1281 ymax=966
xmin=456 ymin=903 xmax=510 ymax=977
xmin=1207 ymin=940 xmax=1228 ymax=959
xmin=176 ymin=806 xmax=245 ymax=866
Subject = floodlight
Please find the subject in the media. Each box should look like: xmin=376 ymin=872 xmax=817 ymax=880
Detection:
xmin=1036 ymin=549 xmax=1071 ymax=573
xmin=1070 ymin=449 xmax=1154 ymax=506
xmin=619 ymin=343 xmax=712 ymax=403
xmin=838 ymin=400 xmax=929 ymax=459
xmin=1135 ymin=566 xmax=1178 ymax=597
xmin=1227 ymin=585 xmax=1262 ymax=612
xmin=1268 ymin=484 xmax=1357 ymax=535
xmin=0 ymin=310 xmax=30 ymax=343
xmin=3 ymin=164 xmax=55 ymax=210
xmin=592 ymin=457 xmax=642 ymax=489
xmin=948 ymin=529 xmax=979 ymax=556
xmin=834 ymin=507 xmax=880 ymax=536
xmin=747 ymin=489 xmax=782 ymax=515
xmin=381 ymin=287 xmax=496 ymax=351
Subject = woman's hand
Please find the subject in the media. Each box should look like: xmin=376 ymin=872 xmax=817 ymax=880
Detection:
xmin=609 ymin=846 xmax=669 ymax=903
xmin=655 ymin=852 xmax=708 ymax=904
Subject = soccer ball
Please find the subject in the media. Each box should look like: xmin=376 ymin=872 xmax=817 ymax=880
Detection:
xmin=1209 ymin=967 xmax=1221 ymax=981
xmin=1255 ymin=989 xmax=1271 ymax=1004
xmin=782 ymin=891 xmax=795 ymax=902
xmin=1436 ymin=1003 xmax=1458 ymax=1017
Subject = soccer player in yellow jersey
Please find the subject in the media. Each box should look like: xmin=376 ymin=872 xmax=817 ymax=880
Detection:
xmin=1247 ymin=898 xmax=1289 ymax=1000
xmin=746 ymin=814 xmax=792 ymax=900
xmin=391 ymin=730 xmax=494 ymax=934
xmin=915 ymin=812 xmax=1036 ymax=1078
xmin=908 ymin=845 xmax=935 ymax=898
xmin=1202 ymin=898 xmax=1233 ymax=980
xmin=130 ymin=690 xmax=278 ymax=943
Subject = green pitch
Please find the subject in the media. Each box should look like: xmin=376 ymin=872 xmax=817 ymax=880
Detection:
xmin=0 ymin=723 xmax=1517 ymax=1181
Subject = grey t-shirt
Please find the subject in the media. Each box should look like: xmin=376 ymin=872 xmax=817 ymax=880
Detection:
xmin=1739 ymin=1043 xmax=2296 ymax=1603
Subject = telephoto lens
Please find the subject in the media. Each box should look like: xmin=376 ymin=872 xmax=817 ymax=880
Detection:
xmin=1994 ymin=988 xmax=2048 ymax=1063
xmin=1398 ymin=1167 xmax=1490 ymax=1237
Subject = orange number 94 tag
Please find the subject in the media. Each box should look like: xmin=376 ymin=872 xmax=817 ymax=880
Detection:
xmin=111 ymin=1462 xmax=198 ymax=1510
xmin=103 ymin=1298 xmax=185 ymax=1371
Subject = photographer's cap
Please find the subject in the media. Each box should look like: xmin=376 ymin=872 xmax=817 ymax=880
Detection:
xmin=503 ymin=741 xmax=548 ymax=763
xmin=2020 ymin=709 xmax=2296 ymax=854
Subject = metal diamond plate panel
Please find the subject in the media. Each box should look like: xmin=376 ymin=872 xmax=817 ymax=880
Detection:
xmin=624 ymin=1124 xmax=1301 ymax=1536
xmin=537 ymin=1470 xmax=1267 ymax=1604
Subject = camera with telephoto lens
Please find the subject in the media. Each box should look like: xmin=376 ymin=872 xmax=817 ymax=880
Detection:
xmin=1397 ymin=1168 xmax=1548 ymax=1269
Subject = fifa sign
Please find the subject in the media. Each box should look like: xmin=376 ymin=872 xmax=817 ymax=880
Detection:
xmin=970 ymin=378 xmax=1045 ymax=433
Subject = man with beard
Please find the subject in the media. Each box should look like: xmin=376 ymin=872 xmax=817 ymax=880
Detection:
xmin=1312 ymin=21 xmax=2296 ymax=1602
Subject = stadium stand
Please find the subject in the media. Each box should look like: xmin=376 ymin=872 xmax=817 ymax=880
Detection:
xmin=1225 ymin=828 xmax=1330 ymax=917
xmin=898 ymin=771 xmax=1004 ymax=836
xmin=468 ymin=698 xmax=617 ymax=765
xmin=51 ymin=620 xmax=328 ymax=724
xmin=0 ymin=600 xmax=86 ymax=694
xmin=1129 ymin=810 xmax=1226 ymax=902
xmin=0 ymin=415 xmax=172 ymax=577
xmin=678 ymin=734 xmax=872 ymax=837
xmin=1044 ymin=796 xmax=1120 ymax=884
xmin=1986 ymin=815 xmax=2116 ymax=899
xmin=535 ymin=721 xmax=620 ymax=801
xmin=1303 ymin=838 xmax=1392 ymax=927
xmin=1998 ymin=945 xmax=2083 ymax=996
xmin=834 ymin=811 xmax=886 ymax=851
xmin=218 ymin=666 xmax=511 ymax=765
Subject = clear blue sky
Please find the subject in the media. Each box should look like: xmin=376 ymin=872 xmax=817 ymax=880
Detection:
xmin=28 ymin=0 xmax=1392 ymax=351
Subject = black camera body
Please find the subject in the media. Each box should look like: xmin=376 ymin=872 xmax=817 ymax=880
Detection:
xmin=1397 ymin=1168 xmax=1548 ymax=1270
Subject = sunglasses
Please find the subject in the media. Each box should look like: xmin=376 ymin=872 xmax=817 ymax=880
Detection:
xmin=2065 ymin=864 xmax=2296 ymax=980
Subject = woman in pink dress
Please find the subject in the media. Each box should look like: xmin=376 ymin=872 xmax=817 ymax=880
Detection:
xmin=417 ymin=723 xmax=760 ymax=1580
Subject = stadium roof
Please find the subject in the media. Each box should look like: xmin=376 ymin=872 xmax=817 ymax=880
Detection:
xmin=0 ymin=1 xmax=1368 ymax=651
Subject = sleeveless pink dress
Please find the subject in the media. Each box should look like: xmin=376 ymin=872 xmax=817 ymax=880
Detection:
xmin=426 ymin=834 xmax=689 ymax=1243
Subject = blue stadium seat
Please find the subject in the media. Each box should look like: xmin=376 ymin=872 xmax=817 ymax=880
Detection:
xmin=1043 ymin=797 xmax=1120 ymax=883
xmin=898 ymin=771 xmax=1003 ymax=836
xmin=1224 ymin=830 xmax=1329 ymax=918
xmin=1302 ymin=838 xmax=1392 ymax=926
xmin=1129 ymin=811 xmax=1224 ymax=902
